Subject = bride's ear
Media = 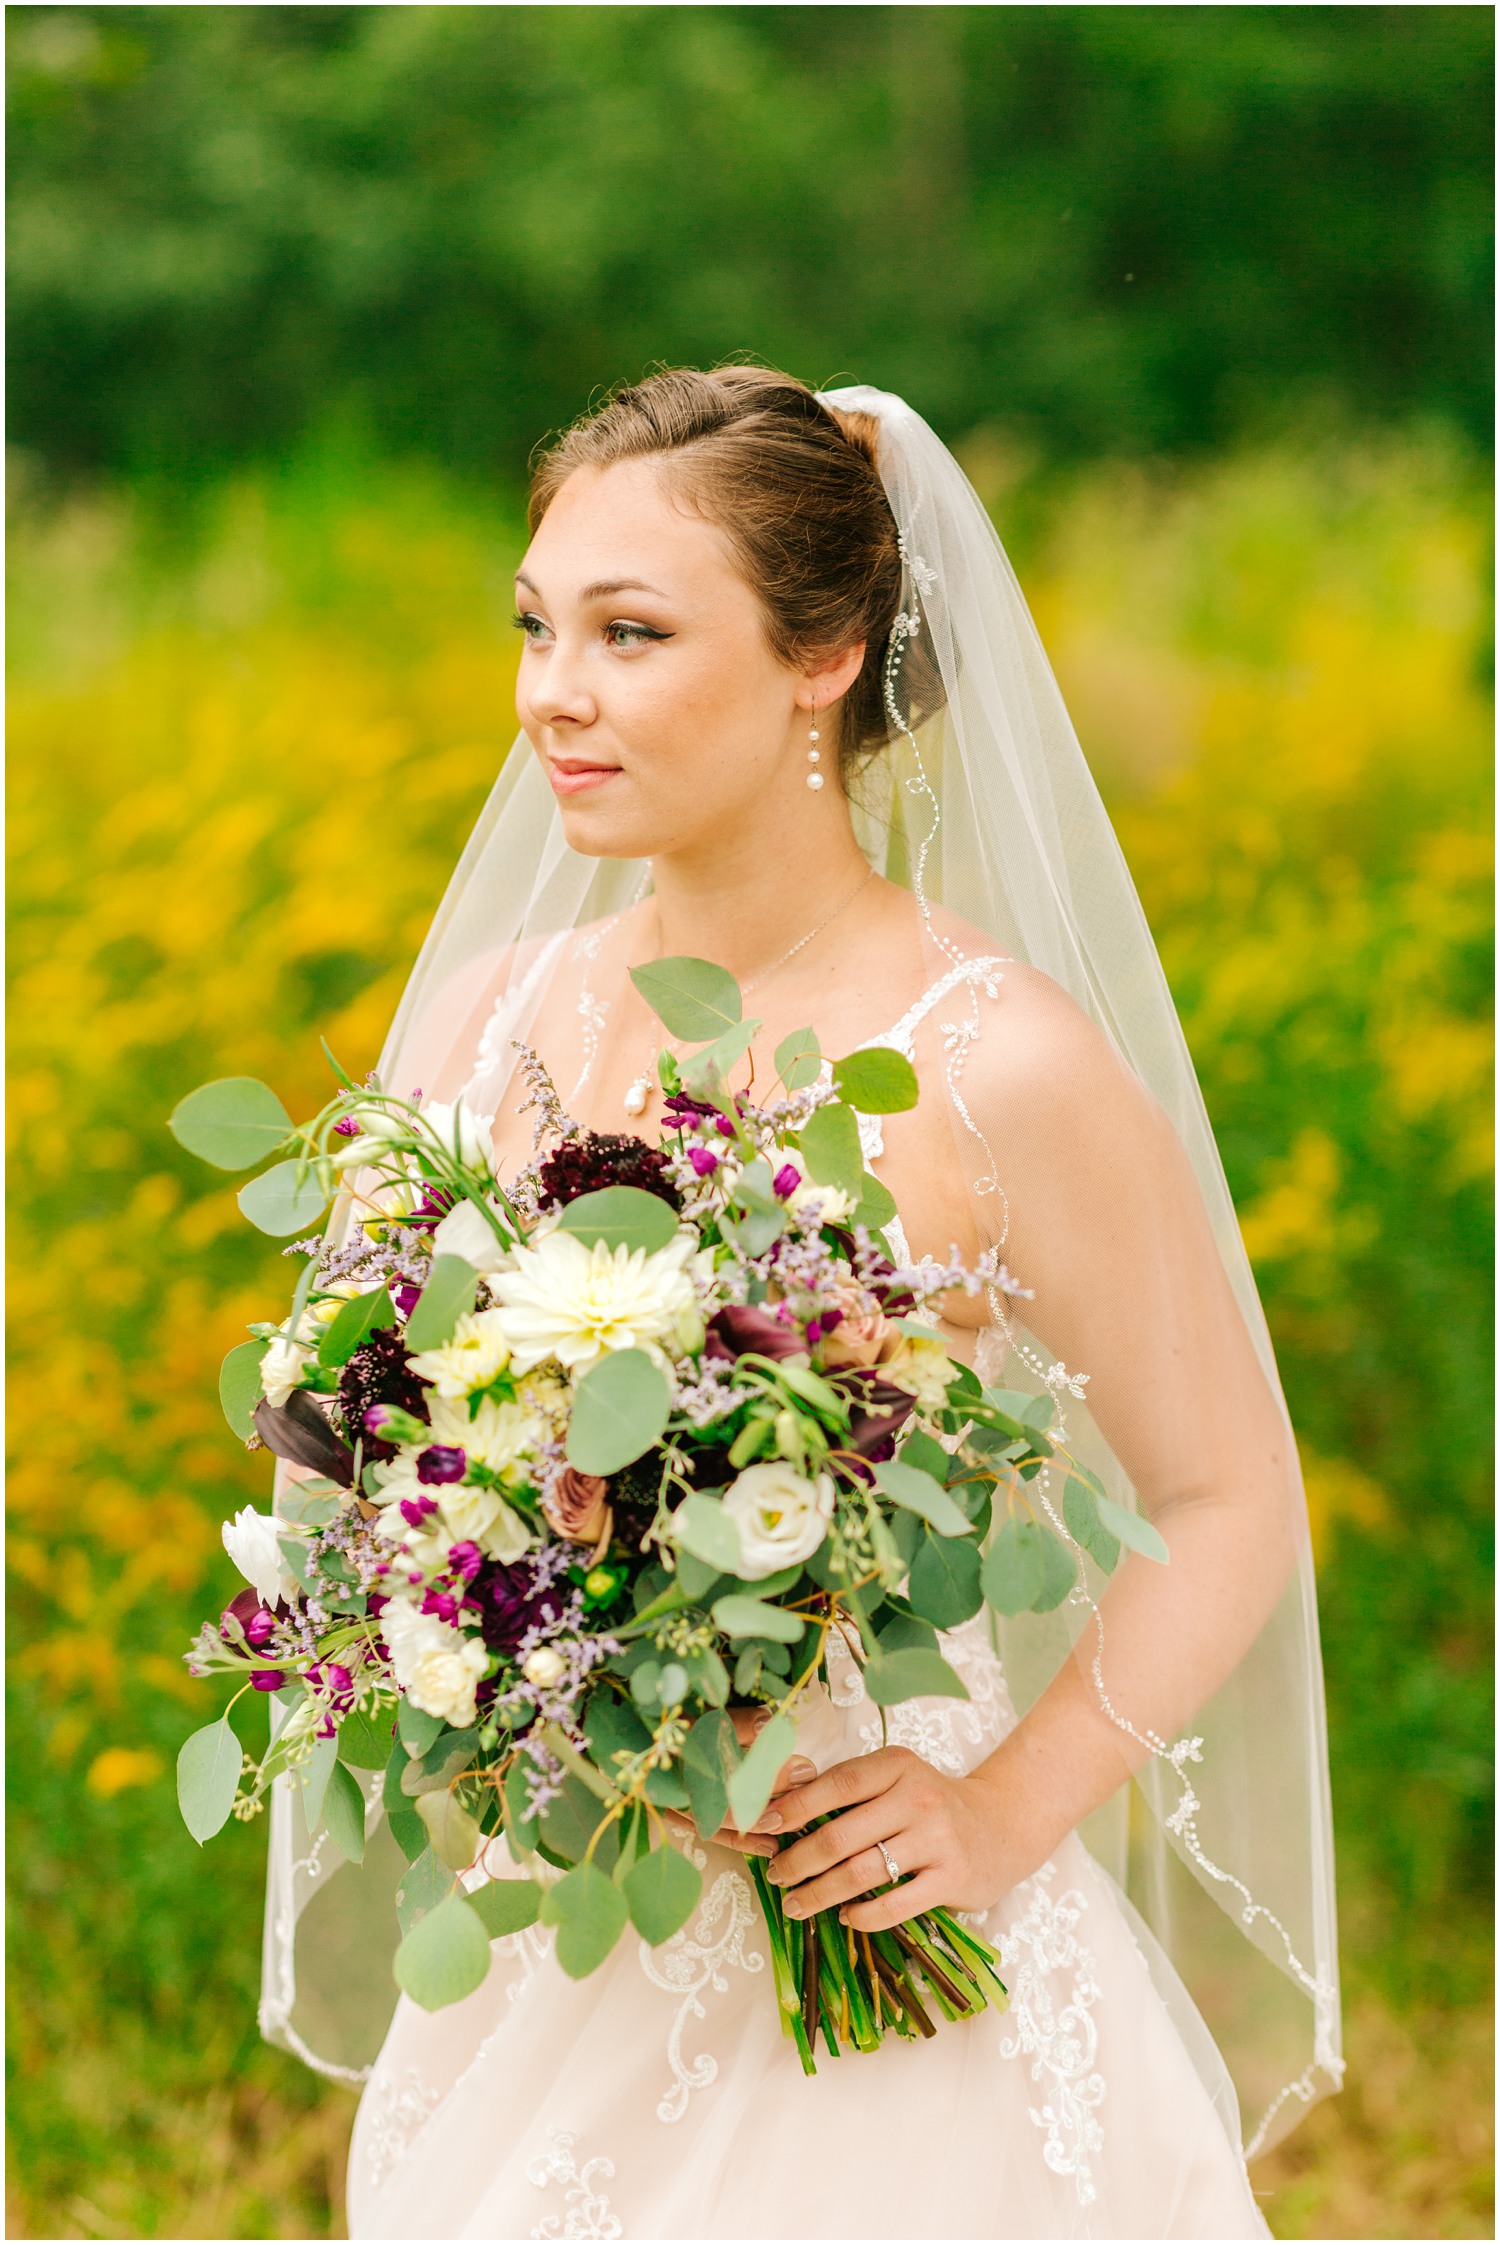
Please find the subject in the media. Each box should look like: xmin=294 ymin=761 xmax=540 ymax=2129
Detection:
xmin=795 ymin=643 xmax=867 ymax=710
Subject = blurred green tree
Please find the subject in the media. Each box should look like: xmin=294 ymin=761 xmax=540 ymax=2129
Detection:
xmin=6 ymin=4 xmax=1493 ymax=480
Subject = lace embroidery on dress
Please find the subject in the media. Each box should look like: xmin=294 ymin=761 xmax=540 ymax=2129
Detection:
xmin=527 ymin=2127 xmax=624 ymax=2240
xmin=637 ymin=1848 xmax=767 ymax=2122
xmin=998 ymin=1865 xmax=1107 ymax=2210
xmin=827 ymin=1610 xmax=1018 ymax=1774
xmin=362 ymin=2064 xmax=443 ymax=2194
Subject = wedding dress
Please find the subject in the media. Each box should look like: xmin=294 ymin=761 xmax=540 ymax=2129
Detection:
xmin=343 ymin=961 xmax=1269 ymax=2243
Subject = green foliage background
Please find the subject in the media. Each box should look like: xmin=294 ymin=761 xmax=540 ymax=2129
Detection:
xmin=6 ymin=8 xmax=1493 ymax=2240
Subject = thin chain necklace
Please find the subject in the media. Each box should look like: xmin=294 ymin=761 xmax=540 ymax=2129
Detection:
xmin=622 ymin=863 xmax=876 ymax=1116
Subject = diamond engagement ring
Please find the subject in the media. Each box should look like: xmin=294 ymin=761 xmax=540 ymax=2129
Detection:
xmin=876 ymin=1841 xmax=901 ymax=1885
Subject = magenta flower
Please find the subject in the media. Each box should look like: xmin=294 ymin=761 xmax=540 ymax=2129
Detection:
xmin=250 ymin=1669 xmax=286 ymax=1692
xmin=421 ymin=1588 xmax=461 ymax=1624
xmin=399 ymin=1493 xmax=439 ymax=1528
xmin=772 ymin=1163 xmax=802 ymax=1200
xmin=687 ymin=1145 xmax=720 ymax=1178
xmin=448 ymin=1540 xmax=484 ymax=1584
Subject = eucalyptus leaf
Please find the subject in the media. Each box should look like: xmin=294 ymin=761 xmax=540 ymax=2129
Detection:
xmin=679 ymin=1016 xmax=759 ymax=1099
xmin=726 ymin=1711 xmax=797 ymax=1832
xmin=682 ymin=1708 xmax=740 ymax=1838
xmin=470 ymin=1877 xmax=544 ymax=1938
xmin=414 ymin=1786 xmax=483 ymax=1872
xmin=541 ymin=1859 xmax=630 ymax=1979
xmin=710 ymin=1594 xmax=806 ymax=1644
xmin=392 ymin=1893 xmax=492 ymax=2010
xmin=796 ymin=1100 xmax=864 ymax=1197
xmin=1031 ymin=1525 xmax=1079 ymax=1612
xmin=555 ymin=1187 xmax=680 ymax=1256
xmin=404 ymin=1256 xmax=480 ymax=1351
xmin=168 ymin=1076 xmax=292 ymax=1170
xmin=394 ymin=1846 xmax=457 ymax=1935
xmin=335 ymin=1700 xmax=397 ymax=1770
xmin=862 ymin=1646 xmax=970 ymax=1705
xmin=673 ymin=1550 xmax=724 ymax=1602
xmin=622 ymin=1842 xmax=703 ymax=1946
xmin=1095 ymin=1489 xmax=1171 ymax=1563
xmin=852 ymin=1173 xmax=899 ymax=1231
xmin=1064 ymin=1476 xmax=1122 ymax=1573
xmin=774 ymin=1026 xmax=822 ymax=1092
xmin=316 ymin=1284 xmax=396 ymax=1368
xmin=237 ymin=1158 xmax=332 ymax=1238
xmin=398 ymin=1700 xmax=445 ymax=1756
xmin=502 ymin=1756 xmax=540 ymax=1855
xmin=874 ymin=1458 xmax=973 ymax=1538
xmin=670 ymin=1492 xmax=745 ymax=1575
xmin=322 ymin=1757 xmax=368 ymax=1863
xmin=566 ymin=1347 xmax=671 ymax=1474
xmin=297 ymin=1734 xmax=339 ymax=1833
xmin=832 ymin=1047 xmax=920 ymax=1114
xmin=219 ymin=1339 xmax=268 ymax=1441
xmin=177 ymin=1717 xmax=242 ymax=1844
xmin=907 ymin=1528 xmax=984 ymax=1627
xmin=276 ymin=1488 xmax=339 ymax=1528
xmin=981 ymin=1517 xmax=1046 ymax=1615
xmin=629 ymin=956 xmax=743 ymax=1040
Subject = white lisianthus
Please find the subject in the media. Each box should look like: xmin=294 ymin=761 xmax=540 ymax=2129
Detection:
xmin=414 ymin=1097 xmax=496 ymax=1172
xmin=487 ymin=1228 xmax=701 ymax=1374
xmin=408 ymin=1308 xmax=513 ymax=1398
xmin=429 ymin=1197 xmax=512 ymax=1273
xmin=719 ymin=1463 xmax=836 ymax=1579
xmin=259 ymin=1334 xmax=312 ymax=1409
xmin=379 ymin=1599 xmax=489 ymax=1726
xmin=880 ymin=1332 xmax=961 ymax=1414
xmin=223 ymin=1506 xmax=297 ymax=1606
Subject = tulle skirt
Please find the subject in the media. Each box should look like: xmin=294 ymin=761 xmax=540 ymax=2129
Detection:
xmin=347 ymin=1619 xmax=1270 ymax=2241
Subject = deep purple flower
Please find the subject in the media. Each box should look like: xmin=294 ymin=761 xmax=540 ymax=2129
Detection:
xmin=339 ymin=1327 xmax=429 ymax=1462
xmin=250 ymin=1669 xmax=286 ymax=1692
xmin=394 ymin=1283 xmax=421 ymax=1318
xmin=661 ymin=1091 xmax=722 ymax=1127
xmin=537 ymin=1130 xmax=681 ymax=1211
xmin=417 ymin=1444 xmax=467 ymax=1485
xmin=406 ymin=1183 xmax=458 ymax=1234
xmin=773 ymin=1163 xmax=802 ymax=1200
xmin=688 ymin=1145 xmax=720 ymax=1178
xmin=715 ymin=1115 xmax=737 ymax=1139
xmin=448 ymin=1540 xmax=484 ymax=1584
xmin=471 ymin=1555 xmax=567 ymax=1656
xmin=842 ymin=1372 xmax=917 ymax=1463
xmin=399 ymin=1493 xmax=439 ymax=1528
xmin=421 ymin=1588 xmax=461 ymax=1624
xmin=220 ymin=1587 xmax=280 ymax=1648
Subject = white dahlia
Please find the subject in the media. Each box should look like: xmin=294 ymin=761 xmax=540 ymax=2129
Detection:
xmin=487 ymin=1229 xmax=701 ymax=1375
xmin=407 ymin=1307 xmax=512 ymax=1398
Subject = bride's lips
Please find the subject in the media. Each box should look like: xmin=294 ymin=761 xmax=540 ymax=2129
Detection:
xmin=548 ymin=757 xmax=622 ymax=798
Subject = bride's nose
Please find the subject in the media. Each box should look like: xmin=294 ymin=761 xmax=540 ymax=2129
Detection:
xmin=523 ymin=644 xmax=598 ymax=730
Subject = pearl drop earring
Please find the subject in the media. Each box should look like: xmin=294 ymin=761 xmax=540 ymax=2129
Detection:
xmin=806 ymin=704 xmax=824 ymax=792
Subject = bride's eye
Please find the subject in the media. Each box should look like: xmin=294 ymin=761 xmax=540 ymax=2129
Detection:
xmin=513 ymin=611 xmax=551 ymax=642
xmin=605 ymin=619 xmax=672 ymax=649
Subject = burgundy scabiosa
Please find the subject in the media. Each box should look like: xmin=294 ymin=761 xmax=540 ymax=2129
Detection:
xmin=339 ymin=1327 xmax=429 ymax=1462
xmin=537 ymin=1132 xmax=681 ymax=1212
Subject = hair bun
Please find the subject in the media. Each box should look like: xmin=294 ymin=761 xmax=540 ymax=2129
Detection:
xmin=821 ymin=402 xmax=884 ymax=478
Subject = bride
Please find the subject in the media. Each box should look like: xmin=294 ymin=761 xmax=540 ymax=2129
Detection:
xmin=262 ymin=368 xmax=1342 ymax=2239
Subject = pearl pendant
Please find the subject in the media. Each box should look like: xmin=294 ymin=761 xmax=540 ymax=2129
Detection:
xmin=623 ymin=1077 xmax=650 ymax=1117
xmin=806 ymin=770 xmax=825 ymax=791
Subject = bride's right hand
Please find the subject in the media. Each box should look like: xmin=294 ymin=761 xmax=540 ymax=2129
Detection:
xmin=660 ymin=1707 xmax=814 ymax=1860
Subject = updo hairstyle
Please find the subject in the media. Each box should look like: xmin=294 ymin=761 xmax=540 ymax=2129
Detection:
xmin=528 ymin=365 xmax=942 ymax=782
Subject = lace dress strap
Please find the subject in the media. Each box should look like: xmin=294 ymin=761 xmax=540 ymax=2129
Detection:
xmin=461 ymin=930 xmax=569 ymax=1112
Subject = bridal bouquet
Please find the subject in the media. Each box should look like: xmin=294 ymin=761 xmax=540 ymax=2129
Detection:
xmin=173 ymin=956 xmax=1163 ymax=2072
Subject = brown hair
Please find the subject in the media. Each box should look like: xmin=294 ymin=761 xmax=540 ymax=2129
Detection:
xmin=528 ymin=365 xmax=938 ymax=778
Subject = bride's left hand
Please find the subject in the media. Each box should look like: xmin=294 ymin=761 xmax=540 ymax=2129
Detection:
xmin=763 ymin=1745 xmax=1037 ymax=1931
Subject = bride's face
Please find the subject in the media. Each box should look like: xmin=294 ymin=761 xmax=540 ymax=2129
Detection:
xmin=514 ymin=460 xmax=848 ymax=859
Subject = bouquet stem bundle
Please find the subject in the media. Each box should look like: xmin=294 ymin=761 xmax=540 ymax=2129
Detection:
xmin=747 ymin=1852 xmax=1008 ymax=2073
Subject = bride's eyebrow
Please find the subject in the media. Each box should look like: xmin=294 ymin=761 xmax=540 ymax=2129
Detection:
xmin=515 ymin=569 xmax=671 ymax=604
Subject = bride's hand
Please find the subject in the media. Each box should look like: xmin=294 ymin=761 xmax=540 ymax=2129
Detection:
xmin=660 ymin=1707 xmax=815 ymax=1862
xmin=762 ymin=1746 xmax=1038 ymax=1930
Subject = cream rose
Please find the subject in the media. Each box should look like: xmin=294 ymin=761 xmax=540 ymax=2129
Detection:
xmin=879 ymin=1330 xmax=961 ymax=1414
xmin=719 ymin=1463 xmax=836 ymax=1579
xmin=379 ymin=1599 xmax=488 ymax=1726
xmin=819 ymin=1276 xmax=898 ymax=1372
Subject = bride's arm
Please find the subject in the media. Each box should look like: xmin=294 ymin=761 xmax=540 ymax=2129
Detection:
xmin=768 ymin=968 xmax=1304 ymax=1925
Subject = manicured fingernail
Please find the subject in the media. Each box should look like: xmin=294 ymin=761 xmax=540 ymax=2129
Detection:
xmin=759 ymin=1810 xmax=783 ymax=1832
xmin=785 ymin=1759 xmax=815 ymax=1784
xmin=784 ymin=1896 xmax=806 ymax=1918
